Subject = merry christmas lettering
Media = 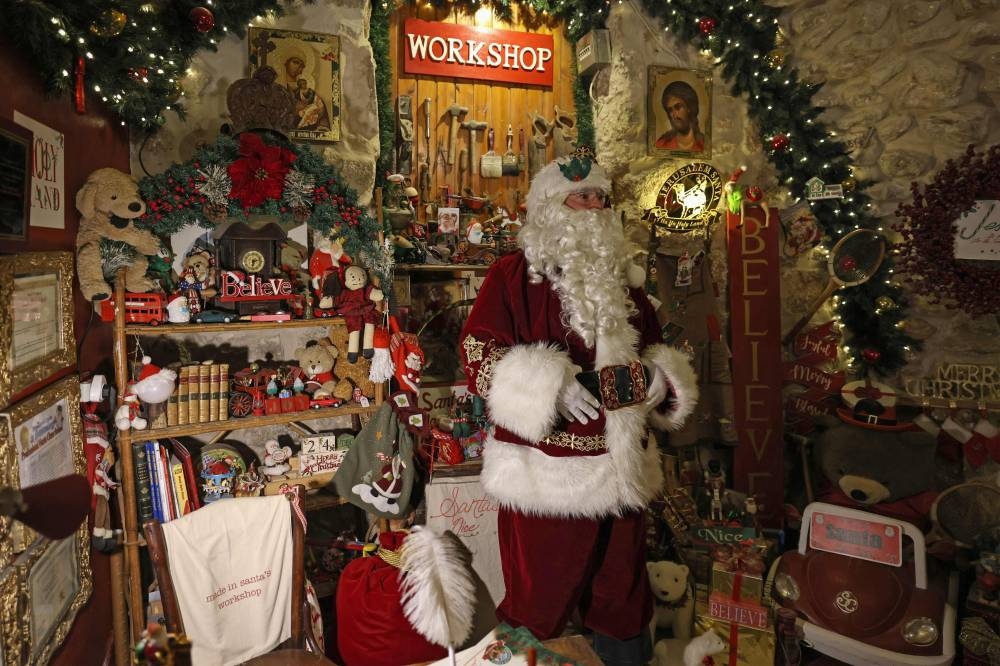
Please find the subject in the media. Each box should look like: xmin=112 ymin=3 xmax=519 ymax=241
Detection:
xmin=431 ymin=485 xmax=499 ymax=538
xmin=904 ymin=363 xmax=1000 ymax=402
xmin=204 ymin=568 xmax=271 ymax=610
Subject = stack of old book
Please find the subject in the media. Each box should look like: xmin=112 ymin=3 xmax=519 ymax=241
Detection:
xmin=164 ymin=361 xmax=229 ymax=427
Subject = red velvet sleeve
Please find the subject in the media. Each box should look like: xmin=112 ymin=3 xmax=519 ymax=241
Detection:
xmin=459 ymin=259 xmax=516 ymax=398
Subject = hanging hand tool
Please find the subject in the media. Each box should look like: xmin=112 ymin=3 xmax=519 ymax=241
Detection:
xmin=420 ymin=98 xmax=432 ymax=203
xmin=502 ymin=124 xmax=518 ymax=176
xmin=447 ymin=104 xmax=468 ymax=166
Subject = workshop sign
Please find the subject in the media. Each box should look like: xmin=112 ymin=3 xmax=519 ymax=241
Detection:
xmin=402 ymin=18 xmax=554 ymax=87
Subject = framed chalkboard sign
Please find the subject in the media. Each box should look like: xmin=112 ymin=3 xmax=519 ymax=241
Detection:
xmin=0 ymin=117 xmax=31 ymax=242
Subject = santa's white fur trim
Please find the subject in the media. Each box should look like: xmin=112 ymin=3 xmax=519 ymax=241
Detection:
xmin=487 ymin=343 xmax=574 ymax=443
xmin=626 ymin=262 xmax=646 ymax=289
xmin=481 ymin=422 xmax=662 ymax=518
xmin=642 ymin=344 xmax=699 ymax=430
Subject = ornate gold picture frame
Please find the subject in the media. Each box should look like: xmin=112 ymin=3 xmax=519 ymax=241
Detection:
xmin=0 ymin=252 xmax=76 ymax=409
xmin=0 ymin=566 xmax=26 ymax=665
xmin=4 ymin=375 xmax=85 ymax=554
xmin=647 ymin=66 xmax=713 ymax=158
xmin=16 ymin=529 xmax=91 ymax=666
xmin=0 ymin=407 xmax=17 ymax=566
xmin=248 ymin=27 xmax=342 ymax=143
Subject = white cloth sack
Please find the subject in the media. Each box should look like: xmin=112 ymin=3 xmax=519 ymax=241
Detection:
xmin=161 ymin=495 xmax=294 ymax=666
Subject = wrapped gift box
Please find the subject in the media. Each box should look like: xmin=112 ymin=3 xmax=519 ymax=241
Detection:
xmin=695 ymin=597 xmax=776 ymax=666
xmin=711 ymin=560 xmax=765 ymax=605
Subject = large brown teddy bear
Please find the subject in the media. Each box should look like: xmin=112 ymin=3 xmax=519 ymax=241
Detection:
xmin=75 ymin=167 xmax=162 ymax=301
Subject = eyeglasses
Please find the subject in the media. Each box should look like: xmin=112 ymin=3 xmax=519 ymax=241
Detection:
xmin=564 ymin=189 xmax=610 ymax=208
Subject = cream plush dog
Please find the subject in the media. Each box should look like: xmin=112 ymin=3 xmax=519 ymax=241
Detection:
xmin=75 ymin=167 xmax=161 ymax=301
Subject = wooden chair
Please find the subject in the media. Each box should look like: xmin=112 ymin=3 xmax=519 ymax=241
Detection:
xmin=144 ymin=488 xmax=336 ymax=665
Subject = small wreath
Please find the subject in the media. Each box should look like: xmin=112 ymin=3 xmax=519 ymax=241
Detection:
xmin=894 ymin=144 xmax=1000 ymax=316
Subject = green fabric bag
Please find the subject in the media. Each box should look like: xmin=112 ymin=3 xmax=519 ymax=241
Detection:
xmin=332 ymin=402 xmax=415 ymax=519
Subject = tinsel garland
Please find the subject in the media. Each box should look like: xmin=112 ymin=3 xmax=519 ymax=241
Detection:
xmin=1 ymin=1 xmax=292 ymax=130
xmin=894 ymin=144 xmax=1000 ymax=317
xmin=135 ymin=132 xmax=390 ymax=285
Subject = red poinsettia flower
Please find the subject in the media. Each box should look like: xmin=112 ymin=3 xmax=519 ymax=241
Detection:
xmin=227 ymin=133 xmax=296 ymax=209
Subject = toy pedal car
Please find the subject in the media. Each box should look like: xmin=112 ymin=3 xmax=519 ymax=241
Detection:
xmin=770 ymin=502 xmax=957 ymax=666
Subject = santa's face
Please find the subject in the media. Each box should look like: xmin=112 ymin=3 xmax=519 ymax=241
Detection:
xmin=404 ymin=352 xmax=422 ymax=371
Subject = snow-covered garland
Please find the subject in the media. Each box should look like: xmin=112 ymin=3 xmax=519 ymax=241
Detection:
xmin=136 ymin=131 xmax=390 ymax=285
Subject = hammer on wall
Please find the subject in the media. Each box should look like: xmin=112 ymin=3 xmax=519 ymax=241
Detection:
xmin=461 ymin=119 xmax=487 ymax=176
xmin=447 ymin=104 xmax=468 ymax=166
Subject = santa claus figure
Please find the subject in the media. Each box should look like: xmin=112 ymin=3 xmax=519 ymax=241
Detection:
xmin=309 ymin=235 xmax=352 ymax=310
xmin=459 ymin=147 xmax=698 ymax=664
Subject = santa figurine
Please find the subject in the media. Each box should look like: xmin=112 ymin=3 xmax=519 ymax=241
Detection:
xmin=115 ymin=357 xmax=177 ymax=431
xmin=310 ymin=235 xmax=352 ymax=310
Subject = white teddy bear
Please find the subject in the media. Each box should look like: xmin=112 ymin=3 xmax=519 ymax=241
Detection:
xmin=648 ymin=560 xmax=695 ymax=643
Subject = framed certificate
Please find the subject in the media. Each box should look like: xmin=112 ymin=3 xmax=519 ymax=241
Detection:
xmin=16 ymin=529 xmax=91 ymax=666
xmin=0 ymin=252 xmax=76 ymax=409
xmin=0 ymin=117 xmax=31 ymax=242
xmin=0 ymin=566 xmax=26 ymax=665
xmin=5 ymin=375 xmax=84 ymax=553
xmin=0 ymin=410 xmax=17 ymax=566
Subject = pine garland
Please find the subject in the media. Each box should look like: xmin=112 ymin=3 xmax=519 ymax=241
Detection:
xmin=371 ymin=0 xmax=395 ymax=190
xmin=1 ymin=1 xmax=293 ymax=130
xmin=135 ymin=131 xmax=391 ymax=285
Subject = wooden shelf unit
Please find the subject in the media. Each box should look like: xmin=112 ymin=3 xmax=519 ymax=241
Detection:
xmin=111 ymin=273 xmax=383 ymax=641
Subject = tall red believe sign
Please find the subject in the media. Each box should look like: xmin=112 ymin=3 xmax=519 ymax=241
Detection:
xmin=402 ymin=18 xmax=554 ymax=87
xmin=727 ymin=207 xmax=784 ymax=528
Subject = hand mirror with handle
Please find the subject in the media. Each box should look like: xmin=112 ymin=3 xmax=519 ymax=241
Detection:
xmin=782 ymin=228 xmax=886 ymax=346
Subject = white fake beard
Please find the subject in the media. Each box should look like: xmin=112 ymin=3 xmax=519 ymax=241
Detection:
xmin=520 ymin=204 xmax=635 ymax=348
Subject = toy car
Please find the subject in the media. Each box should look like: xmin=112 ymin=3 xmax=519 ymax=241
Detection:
xmin=770 ymin=502 xmax=957 ymax=666
xmin=193 ymin=309 xmax=235 ymax=324
xmin=310 ymin=397 xmax=344 ymax=409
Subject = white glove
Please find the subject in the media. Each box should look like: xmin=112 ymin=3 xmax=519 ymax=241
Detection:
xmin=644 ymin=362 xmax=669 ymax=408
xmin=556 ymin=366 xmax=601 ymax=424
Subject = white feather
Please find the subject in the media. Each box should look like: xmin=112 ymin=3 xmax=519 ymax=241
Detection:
xmin=399 ymin=527 xmax=476 ymax=648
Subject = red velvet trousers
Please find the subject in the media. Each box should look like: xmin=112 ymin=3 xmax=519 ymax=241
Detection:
xmin=496 ymin=506 xmax=652 ymax=641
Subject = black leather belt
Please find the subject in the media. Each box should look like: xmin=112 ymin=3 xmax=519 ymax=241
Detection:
xmin=575 ymin=361 xmax=650 ymax=411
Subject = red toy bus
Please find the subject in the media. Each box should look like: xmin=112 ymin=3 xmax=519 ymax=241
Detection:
xmin=97 ymin=292 xmax=166 ymax=325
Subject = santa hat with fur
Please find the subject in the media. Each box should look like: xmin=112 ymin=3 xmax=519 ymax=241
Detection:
xmin=525 ymin=146 xmax=611 ymax=213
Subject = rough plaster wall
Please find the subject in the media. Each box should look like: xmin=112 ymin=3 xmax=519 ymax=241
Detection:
xmin=129 ymin=0 xmax=378 ymax=205
xmin=594 ymin=0 xmax=1000 ymax=388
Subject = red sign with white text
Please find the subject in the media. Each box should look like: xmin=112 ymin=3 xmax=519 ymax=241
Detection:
xmin=402 ymin=19 xmax=554 ymax=87
xmin=809 ymin=511 xmax=903 ymax=567
xmin=728 ymin=208 xmax=784 ymax=528
xmin=708 ymin=593 xmax=769 ymax=629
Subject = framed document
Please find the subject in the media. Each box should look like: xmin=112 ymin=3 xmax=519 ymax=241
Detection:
xmin=5 ymin=375 xmax=84 ymax=553
xmin=0 ymin=117 xmax=31 ymax=242
xmin=0 ymin=252 xmax=76 ymax=409
xmin=0 ymin=566 xmax=26 ymax=665
xmin=0 ymin=409 xmax=18 ymax=566
xmin=16 ymin=530 xmax=92 ymax=666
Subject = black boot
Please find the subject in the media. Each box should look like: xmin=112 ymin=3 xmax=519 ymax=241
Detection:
xmin=592 ymin=632 xmax=651 ymax=666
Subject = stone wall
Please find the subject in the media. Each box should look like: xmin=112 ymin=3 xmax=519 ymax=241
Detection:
xmin=593 ymin=0 xmax=1000 ymax=393
xmin=129 ymin=0 xmax=379 ymax=204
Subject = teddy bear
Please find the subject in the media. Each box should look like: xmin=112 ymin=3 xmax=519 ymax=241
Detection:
xmin=648 ymin=560 xmax=695 ymax=643
xmin=328 ymin=324 xmax=376 ymax=400
xmin=177 ymin=247 xmax=218 ymax=314
xmin=75 ymin=167 xmax=163 ymax=301
xmin=813 ymin=418 xmax=941 ymax=528
xmin=332 ymin=265 xmax=384 ymax=362
xmin=294 ymin=340 xmax=355 ymax=401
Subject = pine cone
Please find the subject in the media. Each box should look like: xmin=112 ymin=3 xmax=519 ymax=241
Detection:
xmin=292 ymin=205 xmax=311 ymax=224
xmin=204 ymin=202 xmax=228 ymax=223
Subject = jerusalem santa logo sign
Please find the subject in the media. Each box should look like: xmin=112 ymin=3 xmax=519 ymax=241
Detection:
xmin=643 ymin=162 xmax=723 ymax=232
